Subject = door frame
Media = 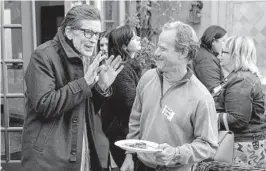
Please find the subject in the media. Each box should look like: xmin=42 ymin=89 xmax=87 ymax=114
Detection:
xmin=1 ymin=1 xmax=36 ymax=170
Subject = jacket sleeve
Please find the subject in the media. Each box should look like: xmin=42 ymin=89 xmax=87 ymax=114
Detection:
xmin=25 ymin=50 xmax=92 ymax=120
xmin=176 ymin=98 xmax=218 ymax=164
xmin=218 ymin=79 xmax=253 ymax=130
xmin=194 ymin=59 xmax=221 ymax=92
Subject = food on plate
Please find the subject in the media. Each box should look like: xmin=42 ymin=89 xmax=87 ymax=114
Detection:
xmin=125 ymin=142 xmax=147 ymax=149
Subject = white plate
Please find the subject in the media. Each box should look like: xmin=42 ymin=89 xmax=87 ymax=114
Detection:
xmin=114 ymin=139 xmax=162 ymax=153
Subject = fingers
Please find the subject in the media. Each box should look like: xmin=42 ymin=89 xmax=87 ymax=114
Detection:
xmin=91 ymin=51 xmax=107 ymax=70
xmin=158 ymin=143 xmax=170 ymax=149
xmin=115 ymin=65 xmax=124 ymax=74
xmin=110 ymin=55 xmax=122 ymax=68
xmin=97 ymin=65 xmax=108 ymax=73
xmin=120 ymin=160 xmax=134 ymax=171
xmin=105 ymin=55 xmax=114 ymax=66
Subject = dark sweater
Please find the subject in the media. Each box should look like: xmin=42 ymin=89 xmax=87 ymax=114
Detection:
xmin=101 ymin=58 xmax=142 ymax=167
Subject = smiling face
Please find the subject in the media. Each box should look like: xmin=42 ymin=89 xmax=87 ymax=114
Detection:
xmin=154 ymin=29 xmax=182 ymax=73
xmin=127 ymin=31 xmax=141 ymax=54
xmin=66 ymin=19 xmax=102 ymax=57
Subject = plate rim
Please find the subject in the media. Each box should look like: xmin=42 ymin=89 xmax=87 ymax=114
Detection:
xmin=114 ymin=139 xmax=162 ymax=153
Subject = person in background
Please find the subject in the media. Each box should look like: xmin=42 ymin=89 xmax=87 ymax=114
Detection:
xmin=94 ymin=30 xmax=120 ymax=171
xmin=121 ymin=21 xmax=218 ymax=171
xmin=21 ymin=4 xmax=123 ymax=171
xmin=101 ymin=25 xmax=142 ymax=168
xmin=97 ymin=31 xmax=109 ymax=56
xmin=192 ymin=25 xmax=227 ymax=110
xmin=217 ymin=36 xmax=266 ymax=169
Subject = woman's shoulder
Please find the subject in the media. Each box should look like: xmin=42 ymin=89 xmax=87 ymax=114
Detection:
xmin=226 ymin=71 xmax=261 ymax=91
xmin=194 ymin=47 xmax=219 ymax=65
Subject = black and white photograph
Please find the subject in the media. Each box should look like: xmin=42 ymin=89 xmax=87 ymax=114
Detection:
xmin=1 ymin=0 xmax=266 ymax=171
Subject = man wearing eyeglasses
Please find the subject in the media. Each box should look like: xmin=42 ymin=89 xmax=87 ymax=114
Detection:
xmin=21 ymin=4 xmax=123 ymax=171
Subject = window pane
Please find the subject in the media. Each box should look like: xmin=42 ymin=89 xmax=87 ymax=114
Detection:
xmin=1 ymin=132 xmax=6 ymax=160
xmin=4 ymin=1 xmax=21 ymax=24
xmin=9 ymin=132 xmax=22 ymax=160
xmin=7 ymin=63 xmax=24 ymax=93
xmin=1 ymin=98 xmax=4 ymax=127
xmin=4 ymin=28 xmax=23 ymax=60
xmin=9 ymin=98 xmax=24 ymax=127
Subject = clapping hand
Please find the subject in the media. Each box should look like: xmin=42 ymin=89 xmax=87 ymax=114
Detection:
xmin=84 ymin=51 xmax=124 ymax=90
xmin=97 ymin=54 xmax=124 ymax=91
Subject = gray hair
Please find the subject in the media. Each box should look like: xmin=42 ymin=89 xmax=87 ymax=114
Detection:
xmin=224 ymin=36 xmax=260 ymax=76
xmin=61 ymin=4 xmax=101 ymax=32
xmin=162 ymin=21 xmax=200 ymax=61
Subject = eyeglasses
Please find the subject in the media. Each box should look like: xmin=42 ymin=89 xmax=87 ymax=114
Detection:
xmin=75 ymin=28 xmax=101 ymax=39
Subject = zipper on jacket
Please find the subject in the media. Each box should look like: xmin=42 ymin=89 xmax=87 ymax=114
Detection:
xmin=157 ymin=69 xmax=189 ymax=107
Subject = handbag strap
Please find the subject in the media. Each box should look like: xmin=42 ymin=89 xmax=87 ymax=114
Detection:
xmin=223 ymin=113 xmax=230 ymax=131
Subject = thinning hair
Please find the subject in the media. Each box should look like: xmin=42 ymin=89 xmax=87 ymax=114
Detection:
xmin=162 ymin=21 xmax=200 ymax=61
xmin=60 ymin=4 xmax=101 ymax=32
xmin=224 ymin=36 xmax=259 ymax=76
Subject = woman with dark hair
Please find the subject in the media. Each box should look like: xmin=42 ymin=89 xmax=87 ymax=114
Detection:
xmin=193 ymin=25 xmax=227 ymax=110
xmin=101 ymin=25 xmax=142 ymax=167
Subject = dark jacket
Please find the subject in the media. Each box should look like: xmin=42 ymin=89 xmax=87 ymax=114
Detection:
xmin=101 ymin=58 xmax=142 ymax=167
xmin=193 ymin=46 xmax=224 ymax=92
xmin=21 ymin=28 xmax=105 ymax=171
xmin=219 ymin=70 xmax=266 ymax=142
xmin=193 ymin=46 xmax=224 ymax=110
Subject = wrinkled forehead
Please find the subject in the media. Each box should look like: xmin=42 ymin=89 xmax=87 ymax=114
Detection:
xmin=75 ymin=19 xmax=102 ymax=32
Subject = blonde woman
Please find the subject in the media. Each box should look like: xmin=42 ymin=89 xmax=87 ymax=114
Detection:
xmin=217 ymin=36 xmax=266 ymax=169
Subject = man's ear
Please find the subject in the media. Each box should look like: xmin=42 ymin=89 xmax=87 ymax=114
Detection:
xmin=180 ymin=48 xmax=188 ymax=60
xmin=65 ymin=26 xmax=73 ymax=40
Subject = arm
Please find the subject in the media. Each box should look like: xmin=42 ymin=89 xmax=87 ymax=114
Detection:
xmin=219 ymin=79 xmax=253 ymax=130
xmin=92 ymin=84 xmax=112 ymax=114
xmin=126 ymin=84 xmax=142 ymax=140
xmin=155 ymin=98 xmax=218 ymax=166
xmin=25 ymin=51 xmax=92 ymax=120
xmin=194 ymin=59 xmax=222 ymax=92
xmin=177 ymin=99 xmax=218 ymax=164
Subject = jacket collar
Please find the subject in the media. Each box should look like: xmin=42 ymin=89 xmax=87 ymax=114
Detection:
xmin=54 ymin=28 xmax=80 ymax=59
xmin=156 ymin=67 xmax=193 ymax=87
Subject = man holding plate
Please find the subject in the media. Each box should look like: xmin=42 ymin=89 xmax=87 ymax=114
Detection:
xmin=120 ymin=21 xmax=218 ymax=171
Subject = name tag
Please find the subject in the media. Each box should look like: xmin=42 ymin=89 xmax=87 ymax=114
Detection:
xmin=162 ymin=105 xmax=176 ymax=122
